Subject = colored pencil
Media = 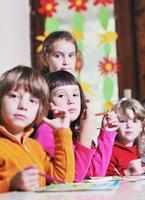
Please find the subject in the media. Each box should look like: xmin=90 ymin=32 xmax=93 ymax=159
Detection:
xmin=39 ymin=172 xmax=65 ymax=184
xmin=95 ymin=112 xmax=107 ymax=116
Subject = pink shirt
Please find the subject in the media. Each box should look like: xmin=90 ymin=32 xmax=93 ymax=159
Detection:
xmin=34 ymin=122 xmax=117 ymax=182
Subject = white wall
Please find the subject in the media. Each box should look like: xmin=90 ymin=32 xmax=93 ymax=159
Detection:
xmin=0 ymin=0 xmax=31 ymax=75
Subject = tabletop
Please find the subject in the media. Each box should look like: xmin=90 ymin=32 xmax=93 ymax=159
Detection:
xmin=0 ymin=181 xmax=145 ymax=200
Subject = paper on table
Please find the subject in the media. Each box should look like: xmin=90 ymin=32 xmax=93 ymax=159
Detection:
xmin=84 ymin=176 xmax=114 ymax=183
xmin=35 ymin=180 xmax=120 ymax=192
xmin=84 ymin=175 xmax=145 ymax=183
xmin=113 ymin=175 xmax=145 ymax=182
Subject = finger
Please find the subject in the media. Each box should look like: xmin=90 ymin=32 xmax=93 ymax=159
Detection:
xmin=50 ymin=103 xmax=67 ymax=115
xmin=50 ymin=102 xmax=55 ymax=109
xmin=43 ymin=117 xmax=51 ymax=125
xmin=23 ymin=177 xmax=39 ymax=191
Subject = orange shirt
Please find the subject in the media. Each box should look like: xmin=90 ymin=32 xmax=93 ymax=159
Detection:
xmin=0 ymin=126 xmax=74 ymax=193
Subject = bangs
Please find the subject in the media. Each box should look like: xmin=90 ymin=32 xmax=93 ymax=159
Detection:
xmin=47 ymin=71 xmax=79 ymax=91
xmin=49 ymin=78 xmax=78 ymax=91
xmin=116 ymin=98 xmax=145 ymax=121
xmin=12 ymin=79 xmax=43 ymax=99
xmin=43 ymin=31 xmax=78 ymax=54
xmin=120 ymin=103 xmax=135 ymax=116
xmin=0 ymin=66 xmax=48 ymax=102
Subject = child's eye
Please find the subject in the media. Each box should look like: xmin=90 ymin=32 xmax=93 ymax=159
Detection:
xmin=55 ymin=54 xmax=61 ymax=58
xmin=119 ymin=119 xmax=126 ymax=123
xmin=10 ymin=94 xmax=17 ymax=98
xmin=53 ymin=53 xmax=62 ymax=58
xmin=69 ymin=53 xmax=75 ymax=58
xmin=58 ymin=94 xmax=66 ymax=98
xmin=73 ymin=93 xmax=79 ymax=97
xmin=30 ymin=97 xmax=39 ymax=104
xmin=8 ymin=92 xmax=19 ymax=99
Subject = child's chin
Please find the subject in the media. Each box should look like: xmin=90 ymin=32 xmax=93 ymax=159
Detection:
xmin=70 ymin=116 xmax=78 ymax=122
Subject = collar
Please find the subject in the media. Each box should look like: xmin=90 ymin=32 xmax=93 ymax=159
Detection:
xmin=0 ymin=125 xmax=33 ymax=145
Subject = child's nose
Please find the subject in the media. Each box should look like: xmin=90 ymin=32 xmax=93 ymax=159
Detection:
xmin=18 ymin=99 xmax=27 ymax=110
xmin=67 ymin=96 xmax=74 ymax=105
xmin=126 ymin=120 xmax=132 ymax=128
xmin=62 ymin=55 xmax=68 ymax=65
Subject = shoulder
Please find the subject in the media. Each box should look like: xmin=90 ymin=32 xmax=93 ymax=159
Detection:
xmin=26 ymin=137 xmax=47 ymax=153
xmin=26 ymin=137 xmax=42 ymax=147
xmin=34 ymin=121 xmax=53 ymax=138
xmin=36 ymin=121 xmax=53 ymax=131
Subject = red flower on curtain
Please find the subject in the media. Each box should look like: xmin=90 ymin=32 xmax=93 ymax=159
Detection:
xmin=68 ymin=0 xmax=88 ymax=12
xmin=93 ymin=0 xmax=113 ymax=6
xmin=38 ymin=0 xmax=58 ymax=17
xmin=98 ymin=56 xmax=120 ymax=75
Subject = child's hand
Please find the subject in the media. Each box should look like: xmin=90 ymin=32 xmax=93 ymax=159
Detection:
xmin=79 ymin=109 xmax=98 ymax=148
xmin=102 ymin=111 xmax=119 ymax=131
xmin=124 ymin=159 xmax=145 ymax=176
xmin=43 ymin=103 xmax=70 ymax=129
xmin=9 ymin=166 xmax=39 ymax=191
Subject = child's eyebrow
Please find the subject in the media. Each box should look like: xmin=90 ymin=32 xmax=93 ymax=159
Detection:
xmin=72 ymin=88 xmax=80 ymax=92
xmin=53 ymin=89 xmax=66 ymax=93
xmin=52 ymin=51 xmax=76 ymax=54
xmin=52 ymin=51 xmax=63 ymax=54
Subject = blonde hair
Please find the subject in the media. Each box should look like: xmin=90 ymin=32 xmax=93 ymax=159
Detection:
xmin=112 ymin=98 xmax=145 ymax=143
xmin=0 ymin=65 xmax=49 ymax=127
xmin=112 ymin=98 xmax=145 ymax=122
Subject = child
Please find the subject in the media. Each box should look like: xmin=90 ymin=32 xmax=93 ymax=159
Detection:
xmin=0 ymin=66 xmax=74 ymax=193
xmin=106 ymin=98 xmax=145 ymax=176
xmin=40 ymin=30 xmax=78 ymax=74
xmin=34 ymin=70 xmax=119 ymax=182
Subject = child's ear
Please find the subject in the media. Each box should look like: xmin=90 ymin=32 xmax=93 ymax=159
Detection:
xmin=80 ymin=109 xmax=87 ymax=120
xmin=40 ymin=52 xmax=49 ymax=66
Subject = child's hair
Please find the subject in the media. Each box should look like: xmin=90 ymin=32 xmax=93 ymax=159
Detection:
xmin=140 ymin=99 xmax=145 ymax=109
xmin=45 ymin=70 xmax=87 ymax=139
xmin=75 ymin=50 xmax=84 ymax=73
xmin=40 ymin=31 xmax=78 ymax=73
xmin=0 ymin=65 xmax=49 ymax=126
xmin=112 ymin=98 xmax=145 ymax=143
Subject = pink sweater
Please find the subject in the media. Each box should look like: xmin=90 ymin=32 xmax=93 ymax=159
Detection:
xmin=34 ymin=122 xmax=117 ymax=182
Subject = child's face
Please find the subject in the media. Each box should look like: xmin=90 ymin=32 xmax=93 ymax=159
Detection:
xmin=1 ymin=87 xmax=40 ymax=134
xmin=46 ymin=39 xmax=76 ymax=74
xmin=117 ymin=108 xmax=143 ymax=146
xmin=50 ymin=85 xmax=81 ymax=122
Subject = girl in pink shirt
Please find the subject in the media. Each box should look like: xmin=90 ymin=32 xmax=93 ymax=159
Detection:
xmin=34 ymin=70 xmax=119 ymax=182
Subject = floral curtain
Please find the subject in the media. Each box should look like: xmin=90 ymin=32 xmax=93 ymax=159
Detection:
xmin=32 ymin=0 xmax=120 ymax=113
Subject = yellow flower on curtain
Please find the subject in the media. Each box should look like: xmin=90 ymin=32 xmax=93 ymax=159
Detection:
xmin=97 ymin=31 xmax=118 ymax=45
xmin=80 ymin=81 xmax=96 ymax=96
xmin=71 ymin=30 xmax=84 ymax=41
xmin=103 ymin=100 xmax=113 ymax=111
xmin=36 ymin=31 xmax=49 ymax=52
